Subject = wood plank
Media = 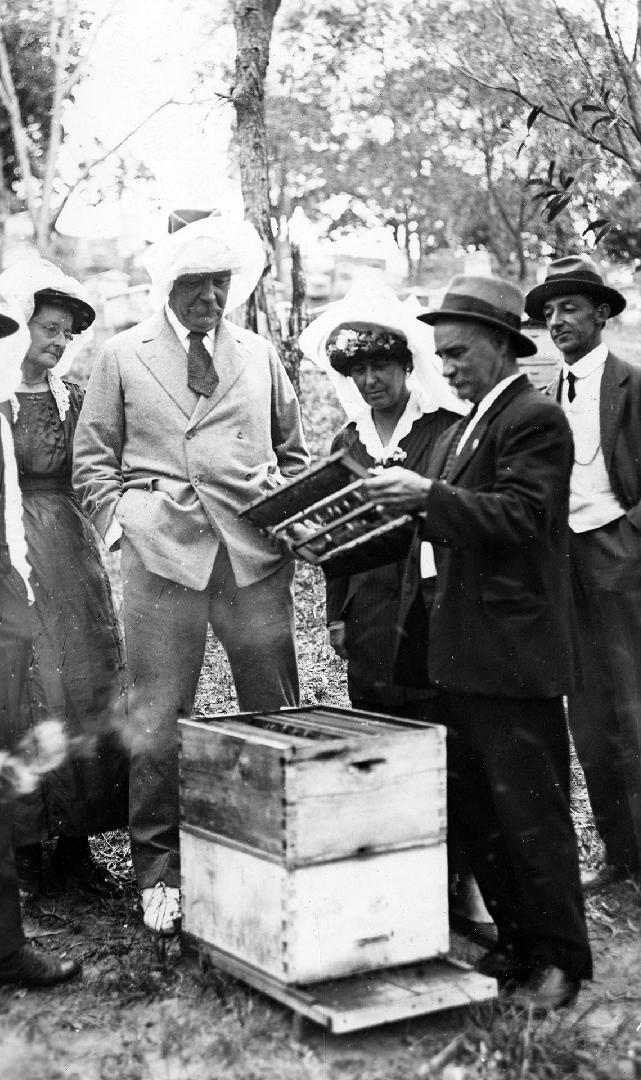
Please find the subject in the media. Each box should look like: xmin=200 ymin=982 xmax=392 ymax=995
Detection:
xmin=289 ymin=731 xmax=446 ymax=862
xmin=288 ymin=844 xmax=449 ymax=983
xmin=181 ymin=831 xmax=449 ymax=985
xmin=182 ymin=936 xmax=497 ymax=1034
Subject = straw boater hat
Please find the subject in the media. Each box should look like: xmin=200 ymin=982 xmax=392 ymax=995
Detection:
xmin=144 ymin=209 xmax=265 ymax=313
xmin=524 ymin=254 xmax=626 ymax=322
xmin=418 ymin=274 xmax=537 ymax=358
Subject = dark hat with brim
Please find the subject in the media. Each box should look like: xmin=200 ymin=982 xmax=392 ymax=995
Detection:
xmin=525 ymin=255 xmax=626 ymax=322
xmin=0 ymin=304 xmax=19 ymax=338
xmin=168 ymin=208 xmax=215 ymax=234
xmin=33 ymin=287 xmax=95 ymax=334
xmin=418 ymin=274 xmax=537 ymax=357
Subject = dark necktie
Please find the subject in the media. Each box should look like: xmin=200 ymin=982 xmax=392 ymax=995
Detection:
xmin=187 ymin=332 xmax=218 ymax=397
xmin=566 ymin=370 xmax=577 ymax=403
xmin=440 ymin=405 xmax=478 ymax=480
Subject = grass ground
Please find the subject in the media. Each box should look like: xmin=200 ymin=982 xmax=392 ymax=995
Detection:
xmin=3 ymin=328 xmax=641 ymax=1079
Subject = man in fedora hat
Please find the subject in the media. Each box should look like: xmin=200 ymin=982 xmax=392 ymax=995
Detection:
xmin=0 ymin=294 xmax=81 ymax=987
xmin=526 ymin=254 xmax=641 ymax=890
xmin=330 ymin=274 xmax=591 ymax=1011
xmin=73 ymin=210 xmax=309 ymax=935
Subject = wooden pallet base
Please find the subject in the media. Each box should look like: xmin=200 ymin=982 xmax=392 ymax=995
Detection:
xmin=183 ymin=934 xmax=498 ymax=1034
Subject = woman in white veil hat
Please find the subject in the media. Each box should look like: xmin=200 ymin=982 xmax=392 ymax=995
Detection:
xmin=299 ymin=282 xmax=466 ymax=717
xmin=0 ymin=258 xmax=128 ymax=899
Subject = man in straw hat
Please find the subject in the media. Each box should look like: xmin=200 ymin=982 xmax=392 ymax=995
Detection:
xmin=526 ymin=254 xmax=641 ymax=891
xmin=333 ymin=274 xmax=592 ymax=1011
xmin=73 ymin=211 xmax=309 ymax=935
xmin=0 ymin=293 xmax=80 ymax=986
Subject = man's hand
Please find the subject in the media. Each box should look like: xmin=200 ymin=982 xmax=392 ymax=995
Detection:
xmin=363 ymin=467 xmax=432 ymax=513
xmin=328 ymin=621 xmax=349 ymax=660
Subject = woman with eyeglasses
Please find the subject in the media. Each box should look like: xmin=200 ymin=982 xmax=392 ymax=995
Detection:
xmin=0 ymin=259 xmax=127 ymax=898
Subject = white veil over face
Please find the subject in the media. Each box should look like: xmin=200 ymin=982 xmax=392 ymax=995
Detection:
xmin=298 ymin=283 xmax=469 ymax=421
xmin=0 ymin=294 xmax=29 ymax=404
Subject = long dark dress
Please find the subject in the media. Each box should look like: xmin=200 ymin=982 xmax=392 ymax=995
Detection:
xmin=12 ymin=382 xmax=128 ymax=843
xmin=326 ymin=407 xmax=458 ymax=712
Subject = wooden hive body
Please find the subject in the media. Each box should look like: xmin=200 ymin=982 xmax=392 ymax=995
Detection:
xmin=179 ymin=707 xmax=448 ymax=986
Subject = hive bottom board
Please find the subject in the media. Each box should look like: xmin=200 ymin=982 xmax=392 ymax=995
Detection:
xmin=183 ymin=934 xmax=498 ymax=1034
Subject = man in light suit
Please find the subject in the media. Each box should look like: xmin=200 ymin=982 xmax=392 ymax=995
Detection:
xmin=331 ymin=275 xmax=592 ymax=1012
xmin=73 ymin=211 xmax=309 ymax=934
xmin=526 ymin=255 xmax=641 ymax=890
xmin=0 ymin=294 xmax=80 ymax=986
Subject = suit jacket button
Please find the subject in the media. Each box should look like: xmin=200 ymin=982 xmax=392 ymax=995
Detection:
xmin=237 ymin=430 xmax=244 ymax=439
xmin=186 ymin=430 xmax=194 ymax=439
xmin=193 ymin=476 xmax=201 ymax=486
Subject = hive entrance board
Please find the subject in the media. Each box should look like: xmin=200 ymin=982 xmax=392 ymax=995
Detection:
xmin=239 ymin=450 xmax=413 ymax=565
xmin=183 ymin=937 xmax=498 ymax=1034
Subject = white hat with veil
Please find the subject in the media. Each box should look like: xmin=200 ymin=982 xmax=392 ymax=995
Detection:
xmin=299 ymin=283 xmax=468 ymax=462
xmin=299 ymin=283 xmax=468 ymax=419
xmin=0 ymin=258 xmax=95 ymax=420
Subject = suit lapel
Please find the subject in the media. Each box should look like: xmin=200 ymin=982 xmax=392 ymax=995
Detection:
xmin=136 ymin=313 xmax=197 ymax=419
xmin=447 ymin=375 xmax=529 ymax=484
xmin=187 ymin=320 xmax=249 ymax=430
xmin=600 ymin=352 xmax=628 ymax=470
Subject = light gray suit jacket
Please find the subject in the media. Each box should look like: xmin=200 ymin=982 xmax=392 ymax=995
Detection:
xmin=72 ymin=312 xmax=309 ymax=589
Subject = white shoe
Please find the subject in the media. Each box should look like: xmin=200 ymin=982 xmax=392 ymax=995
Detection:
xmin=141 ymin=882 xmax=181 ymax=936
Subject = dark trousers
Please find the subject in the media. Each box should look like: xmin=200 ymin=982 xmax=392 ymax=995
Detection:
xmin=122 ymin=540 xmax=300 ymax=889
xmin=441 ymin=691 xmax=592 ymax=981
xmin=569 ymin=517 xmax=641 ymax=871
xmin=0 ymin=566 xmax=33 ymax=961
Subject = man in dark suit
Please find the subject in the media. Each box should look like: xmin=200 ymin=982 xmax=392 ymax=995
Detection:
xmin=0 ymin=294 xmax=80 ymax=987
xmin=526 ymin=255 xmax=641 ymax=889
xmin=357 ymin=274 xmax=591 ymax=1012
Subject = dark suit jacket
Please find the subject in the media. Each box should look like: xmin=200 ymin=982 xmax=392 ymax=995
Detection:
xmin=328 ymin=375 xmax=577 ymax=699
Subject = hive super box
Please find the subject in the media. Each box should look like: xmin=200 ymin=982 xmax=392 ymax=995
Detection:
xmin=179 ymin=706 xmax=448 ymax=986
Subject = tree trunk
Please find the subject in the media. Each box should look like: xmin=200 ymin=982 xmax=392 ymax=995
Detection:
xmin=232 ymin=0 xmax=301 ymax=386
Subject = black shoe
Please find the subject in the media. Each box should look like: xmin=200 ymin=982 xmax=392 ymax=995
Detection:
xmin=450 ymin=911 xmax=498 ymax=947
xmin=508 ymin=964 xmax=580 ymax=1013
xmin=476 ymin=943 xmax=529 ymax=986
xmin=581 ymin=864 xmax=634 ymax=892
xmin=0 ymin=945 xmax=81 ymax=988
xmin=15 ymin=844 xmax=44 ymax=896
xmin=50 ymin=839 xmax=123 ymax=898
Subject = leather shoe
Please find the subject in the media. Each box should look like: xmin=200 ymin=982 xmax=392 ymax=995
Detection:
xmin=476 ymin=943 xmax=528 ymax=986
xmin=508 ymin=964 xmax=579 ymax=1013
xmin=450 ymin=911 xmax=498 ymax=947
xmin=581 ymin=864 xmax=633 ymax=892
xmin=0 ymin=945 xmax=81 ymax=988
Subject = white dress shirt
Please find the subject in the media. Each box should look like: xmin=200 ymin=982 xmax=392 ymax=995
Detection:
xmin=456 ymin=372 xmax=522 ymax=455
xmin=165 ymin=304 xmax=215 ymax=357
xmin=559 ymin=343 xmax=624 ymax=534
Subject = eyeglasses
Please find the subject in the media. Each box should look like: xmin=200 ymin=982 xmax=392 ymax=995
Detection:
xmin=31 ymin=320 xmax=74 ymax=344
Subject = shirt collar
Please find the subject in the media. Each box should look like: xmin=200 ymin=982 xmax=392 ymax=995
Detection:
xmin=474 ymin=372 xmax=522 ymax=418
xmin=562 ymin=342 xmax=608 ymax=379
xmin=164 ymin=303 xmax=216 ymax=351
